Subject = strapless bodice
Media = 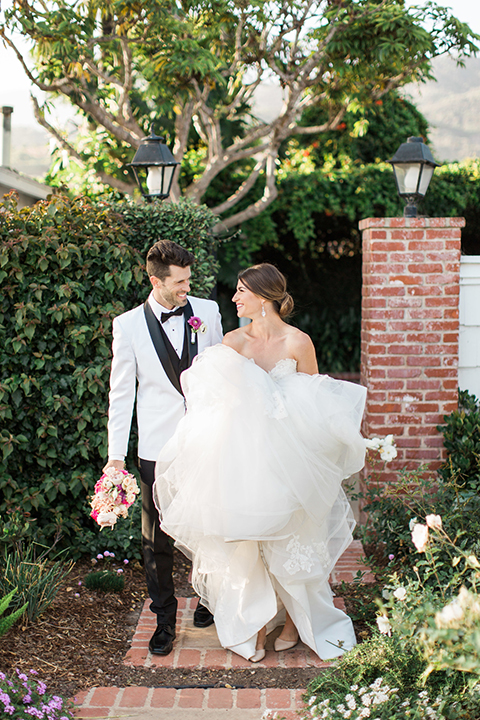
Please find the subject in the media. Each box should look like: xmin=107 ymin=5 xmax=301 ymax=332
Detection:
xmin=268 ymin=358 xmax=297 ymax=381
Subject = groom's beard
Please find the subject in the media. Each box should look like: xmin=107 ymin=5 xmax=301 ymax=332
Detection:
xmin=157 ymin=287 xmax=189 ymax=309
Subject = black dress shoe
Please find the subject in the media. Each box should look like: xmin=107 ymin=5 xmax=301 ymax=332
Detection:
xmin=193 ymin=601 xmax=214 ymax=628
xmin=148 ymin=623 xmax=176 ymax=655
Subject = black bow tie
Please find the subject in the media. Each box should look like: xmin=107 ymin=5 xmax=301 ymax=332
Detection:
xmin=161 ymin=306 xmax=185 ymax=323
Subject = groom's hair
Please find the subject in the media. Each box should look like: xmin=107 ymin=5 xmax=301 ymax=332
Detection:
xmin=146 ymin=240 xmax=196 ymax=281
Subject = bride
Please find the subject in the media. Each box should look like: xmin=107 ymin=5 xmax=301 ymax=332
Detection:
xmin=153 ymin=263 xmax=366 ymax=662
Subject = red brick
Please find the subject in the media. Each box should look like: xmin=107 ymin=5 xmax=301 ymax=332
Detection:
xmin=266 ymin=689 xmax=293 ymax=709
xmin=425 ymin=229 xmax=458 ymax=239
xmin=370 ymin=285 xmax=406 ymax=296
xmin=408 ymin=240 xmax=444 ymax=250
xmin=407 ymin=285 xmax=442 ymax=296
xmin=73 ymin=691 xmax=89 ymax=706
xmin=90 ymin=688 xmax=120 ymax=706
xmin=237 ymin=689 xmax=262 ymax=708
xmin=408 ymin=263 xmax=444 ymax=273
xmin=370 ymin=230 xmax=387 ymax=239
xmin=391 ymin=230 xmax=425 ymax=240
xmin=389 ymin=345 xmax=423 ymax=355
xmin=177 ymin=649 xmax=201 ymax=667
xmin=408 ymin=309 xmax=443 ymax=319
xmin=208 ymin=688 xmax=234 ymax=708
xmin=151 ymin=688 xmax=177 ymax=708
xmin=204 ymin=650 xmax=228 ymax=668
xmin=178 ymin=689 xmax=204 ymax=708
xmin=389 ymin=274 xmax=423 ymax=285
xmin=150 ymin=652 xmax=175 ymax=667
xmin=119 ymin=687 xmax=149 ymax=708
xmin=391 ymin=251 xmax=425 ymax=262
xmin=231 ymin=653 xmax=252 ymax=668
xmin=74 ymin=709 xmax=111 ymax=718
xmin=283 ymin=647 xmax=308 ymax=667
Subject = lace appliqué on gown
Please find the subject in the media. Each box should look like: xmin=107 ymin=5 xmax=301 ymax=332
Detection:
xmin=283 ymin=534 xmax=331 ymax=575
xmin=264 ymin=359 xmax=297 ymax=420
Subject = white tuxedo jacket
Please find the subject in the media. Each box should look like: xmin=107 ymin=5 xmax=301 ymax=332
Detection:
xmin=107 ymin=294 xmax=223 ymax=461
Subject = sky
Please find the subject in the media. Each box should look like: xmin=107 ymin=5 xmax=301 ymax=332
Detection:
xmin=0 ymin=0 xmax=480 ymax=129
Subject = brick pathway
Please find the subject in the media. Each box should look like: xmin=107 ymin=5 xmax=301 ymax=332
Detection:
xmin=74 ymin=540 xmax=373 ymax=719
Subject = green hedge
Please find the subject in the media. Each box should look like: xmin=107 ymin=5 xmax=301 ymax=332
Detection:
xmin=0 ymin=193 xmax=219 ymax=550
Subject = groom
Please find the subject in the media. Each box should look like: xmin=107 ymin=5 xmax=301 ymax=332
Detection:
xmin=104 ymin=239 xmax=223 ymax=655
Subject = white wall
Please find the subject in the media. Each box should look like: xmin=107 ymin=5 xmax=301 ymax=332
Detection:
xmin=459 ymin=257 xmax=480 ymax=401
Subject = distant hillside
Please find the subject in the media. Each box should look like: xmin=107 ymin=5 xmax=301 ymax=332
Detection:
xmin=7 ymin=54 xmax=480 ymax=181
xmin=405 ymin=55 xmax=480 ymax=162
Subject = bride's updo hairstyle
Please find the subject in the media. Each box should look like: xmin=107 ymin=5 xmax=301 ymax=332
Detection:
xmin=238 ymin=264 xmax=294 ymax=319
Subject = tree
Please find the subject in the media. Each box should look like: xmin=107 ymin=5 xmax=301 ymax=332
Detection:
xmin=1 ymin=0 xmax=477 ymax=229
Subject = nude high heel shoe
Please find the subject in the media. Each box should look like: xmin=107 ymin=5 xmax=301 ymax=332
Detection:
xmin=274 ymin=635 xmax=298 ymax=652
xmin=249 ymin=647 xmax=266 ymax=663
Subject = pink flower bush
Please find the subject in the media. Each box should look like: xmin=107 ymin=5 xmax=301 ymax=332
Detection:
xmin=426 ymin=514 xmax=442 ymax=531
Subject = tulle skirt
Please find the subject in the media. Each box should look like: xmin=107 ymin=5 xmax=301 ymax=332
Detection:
xmin=154 ymin=344 xmax=366 ymax=659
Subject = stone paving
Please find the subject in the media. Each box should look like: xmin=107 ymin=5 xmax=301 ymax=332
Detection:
xmin=74 ymin=540 xmax=374 ymax=719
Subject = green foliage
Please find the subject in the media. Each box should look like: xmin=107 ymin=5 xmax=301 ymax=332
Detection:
xmin=437 ymin=389 xmax=480 ymax=493
xmin=82 ymin=500 xmax=143 ymax=562
xmin=361 ymin=391 xmax=480 ymax=584
xmin=84 ymin=569 xmax=125 ymax=593
xmin=0 ymin=192 xmax=220 ymax=551
xmin=2 ymin=0 xmax=477 ymax=224
xmin=0 ymin=541 xmax=74 ymax=621
xmin=0 ymin=587 xmax=28 ymax=638
xmin=113 ymin=197 xmax=221 ymax=298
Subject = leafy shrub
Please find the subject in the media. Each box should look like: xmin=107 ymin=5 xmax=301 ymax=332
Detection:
xmin=81 ymin=497 xmax=143 ymax=561
xmin=84 ymin=569 xmax=125 ymax=593
xmin=361 ymin=391 xmax=480 ymax=585
xmin=0 ymin=192 xmax=220 ymax=552
xmin=0 ymin=588 xmax=28 ymax=637
xmin=437 ymin=389 xmax=480 ymax=494
xmin=0 ymin=541 xmax=74 ymax=621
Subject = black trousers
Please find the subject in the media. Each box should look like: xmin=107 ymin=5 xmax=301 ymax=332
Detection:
xmin=138 ymin=458 xmax=177 ymax=626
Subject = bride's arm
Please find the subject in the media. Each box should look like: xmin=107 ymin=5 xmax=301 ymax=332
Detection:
xmin=290 ymin=332 xmax=319 ymax=375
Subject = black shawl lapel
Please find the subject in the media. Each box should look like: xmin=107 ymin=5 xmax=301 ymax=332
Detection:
xmin=183 ymin=300 xmax=199 ymax=368
xmin=143 ymin=300 xmax=183 ymax=396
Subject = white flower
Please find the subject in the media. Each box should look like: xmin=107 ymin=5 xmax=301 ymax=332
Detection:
xmin=409 ymin=517 xmax=418 ymax=531
xmin=384 ymin=434 xmax=394 ymax=446
xmin=376 ymin=615 xmax=392 ymax=636
xmin=411 ymin=523 xmax=429 ymax=552
xmin=425 ymin=514 xmax=442 ymax=531
xmin=96 ymin=511 xmax=117 ymax=529
xmin=365 ymin=437 xmax=382 ymax=450
xmin=381 ymin=588 xmax=391 ymax=600
xmin=393 ymin=587 xmax=407 ymax=601
xmin=379 ymin=445 xmax=397 ymax=462
xmin=435 ymin=599 xmax=464 ymax=627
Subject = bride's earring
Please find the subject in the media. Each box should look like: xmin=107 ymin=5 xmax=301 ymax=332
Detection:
xmin=261 ymin=302 xmax=266 ymax=318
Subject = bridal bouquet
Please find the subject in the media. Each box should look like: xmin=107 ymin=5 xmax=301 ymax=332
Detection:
xmin=90 ymin=467 xmax=140 ymax=530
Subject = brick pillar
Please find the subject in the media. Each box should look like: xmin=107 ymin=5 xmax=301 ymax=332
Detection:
xmin=360 ymin=217 xmax=464 ymax=479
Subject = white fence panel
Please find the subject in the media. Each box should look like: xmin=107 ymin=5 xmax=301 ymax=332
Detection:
xmin=459 ymin=257 xmax=480 ymax=401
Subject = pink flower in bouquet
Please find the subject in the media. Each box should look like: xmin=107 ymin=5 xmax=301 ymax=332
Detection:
xmin=90 ymin=468 xmax=140 ymax=530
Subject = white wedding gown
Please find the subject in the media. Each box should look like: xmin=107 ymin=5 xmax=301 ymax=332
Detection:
xmin=153 ymin=344 xmax=367 ymax=660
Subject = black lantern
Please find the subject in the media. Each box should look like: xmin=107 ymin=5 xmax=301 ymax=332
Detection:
xmin=388 ymin=136 xmax=439 ymax=217
xmin=128 ymin=126 xmax=180 ymax=200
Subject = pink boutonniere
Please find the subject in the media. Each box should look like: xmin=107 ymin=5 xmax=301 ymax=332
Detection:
xmin=187 ymin=316 xmax=207 ymax=343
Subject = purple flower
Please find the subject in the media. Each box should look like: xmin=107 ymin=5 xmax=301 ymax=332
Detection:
xmin=116 ymin=568 xmax=123 ymax=574
xmin=29 ymin=670 xmax=38 ymax=675
xmin=123 ymin=559 xmax=129 ymax=565
xmin=25 ymin=708 xmax=44 ymax=718
xmin=96 ymin=553 xmax=103 ymax=560
xmin=37 ymin=681 xmax=47 ymax=695
xmin=78 ymin=581 xmax=82 ymax=586
xmin=388 ymin=554 xmax=395 ymax=561
xmin=23 ymin=693 xmax=33 ymax=703
xmin=188 ymin=316 xmax=202 ymax=331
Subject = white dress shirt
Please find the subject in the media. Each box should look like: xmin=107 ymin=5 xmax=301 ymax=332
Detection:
xmin=147 ymin=292 xmax=185 ymax=357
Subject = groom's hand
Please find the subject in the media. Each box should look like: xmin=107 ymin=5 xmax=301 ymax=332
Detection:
xmin=103 ymin=459 xmax=125 ymax=473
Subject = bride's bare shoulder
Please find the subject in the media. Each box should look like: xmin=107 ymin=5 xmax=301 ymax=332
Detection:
xmin=285 ymin=325 xmax=314 ymax=352
xmin=223 ymin=327 xmax=247 ymax=352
